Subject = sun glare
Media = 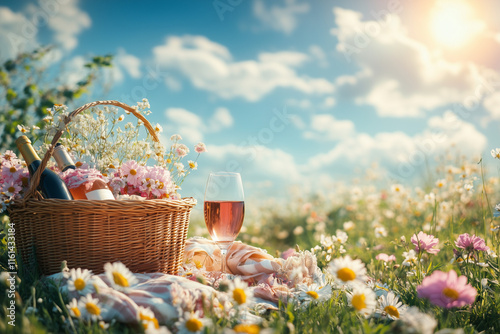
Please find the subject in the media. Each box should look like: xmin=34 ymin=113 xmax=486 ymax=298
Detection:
xmin=431 ymin=0 xmax=485 ymax=48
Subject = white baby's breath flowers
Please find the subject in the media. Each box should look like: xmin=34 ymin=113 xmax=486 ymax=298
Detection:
xmin=171 ymin=134 xmax=182 ymax=141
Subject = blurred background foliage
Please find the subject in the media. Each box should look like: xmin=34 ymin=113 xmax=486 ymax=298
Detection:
xmin=0 ymin=46 xmax=113 ymax=151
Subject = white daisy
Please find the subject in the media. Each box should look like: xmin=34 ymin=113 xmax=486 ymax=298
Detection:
xmin=347 ymin=285 xmax=377 ymax=317
xmin=335 ymin=230 xmax=348 ymax=244
xmin=402 ymin=250 xmax=418 ymax=267
xmin=376 ymin=292 xmax=407 ymax=320
xmin=228 ymin=277 xmax=254 ymax=307
xmin=374 ymin=226 xmax=387 ymax=238
xmin=175 ymin=311 xmax=210 ymax=334
xmin=328 ymin=255 xmax=367 ymax=287
xmin=138 ymin=306 xmax=160 ymax=331
xmin=78 ymin=293 xmax=102 ymax=321
xmin=295 ymin=283 xmax=332 ymax=305
xmin=400 ymin=306 xmax=437 ymax=334
xmin=145 ymin=325 xmax=172 ymax=334
xmin=67 ymin=268 xmax=93 ymax=295
xmin=104 ymin=262 xmax=138 ymax=292
xmin=99 ymin=320 xmax=110 ymax=330
xmin=66 ymin=298 xmax=81 ymax=318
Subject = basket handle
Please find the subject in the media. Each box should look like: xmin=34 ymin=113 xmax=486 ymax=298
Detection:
xmin=24 ymin=100 xmax=160 ymax=200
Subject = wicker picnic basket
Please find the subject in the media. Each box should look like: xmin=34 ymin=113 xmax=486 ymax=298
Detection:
xmin=8 ymin=100 xmax=197 ymax=276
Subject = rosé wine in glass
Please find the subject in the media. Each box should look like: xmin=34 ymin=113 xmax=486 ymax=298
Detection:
xmin=204 ymin=200 xmax=244 ymax=245
xmin=204 ymin=172 xmax=244 ymax=274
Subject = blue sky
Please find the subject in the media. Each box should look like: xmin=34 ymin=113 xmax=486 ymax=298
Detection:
xmin=2 ymin=0 xmax=500 ymax=201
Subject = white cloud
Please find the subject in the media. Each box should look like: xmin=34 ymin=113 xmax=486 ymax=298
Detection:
xmin=331 ymin=7 xmax=488 ymax=118
xmin=44 ymin=0 xmax=91 ymax=51
xmin=303 ymin=114 xmax=355 ymax=141
xmin=258 ymin=51 xmax=309 ymax=67
xmin=309 ymin=45 xmax=328 ymax=67
xmin=253 ymin=0 xmax=310 ymax=34
xmin=0 ymin=6 xmax=36 ymax=61
xmin=286 ymin=96 xmax=336 ymax=111
xmin=152 ymin=35 xmax=334 ymax=101
xmin=305 ymin=110 xmax=487 ymax=179
xmin=108 ymin=48 xmax=142 ymax=83
xmin=164 ymin=107 xmax=234 ymax=143
xmin=286 ymin=98 xmax=313 ymax=110
xmin=483 ymin=91 xmax=500 ymax=120
xmin=209 ymin=107 xmax=234 ymax=132
xmin=204 ymin=143 xmax=301 ymax=182
xmin=0 ymin=1 xmax=91 ymax=62
xmin=61 ymin=55 xmax=87 ymax=86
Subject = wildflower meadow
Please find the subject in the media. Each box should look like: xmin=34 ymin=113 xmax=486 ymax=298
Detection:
xmin=1 ymin=150 xmax=500 ymax=333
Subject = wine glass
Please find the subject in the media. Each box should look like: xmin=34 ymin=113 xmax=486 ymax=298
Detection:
xmin=204 ymin=172 xmax=245 ymax=274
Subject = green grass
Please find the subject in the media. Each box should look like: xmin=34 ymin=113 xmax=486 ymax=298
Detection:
xmin=2 ymin=157 xmax=500 ymax=333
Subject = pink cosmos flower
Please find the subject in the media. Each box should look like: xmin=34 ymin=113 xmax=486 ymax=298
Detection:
xmin=375 ymin=253 xmax=396 ymax=263
xmin=455 ymin=233 xmax=489 ymax=252
xmin=1 ymin=150 xmax=17 ymax=163
xmin=0 ymin=180 xmax=22 ymax=198
xmin=194 ymin=142 xmax=207 ymax=153
xmin=417 ymin=270 xmax=477 ymax=308
xmin=120 ymin=160 xmax=144 ymax=186
xmin=2 ymin=161 xmax=24 ymax=180
xmin=411 ymin=231 xmax=440 ymax=255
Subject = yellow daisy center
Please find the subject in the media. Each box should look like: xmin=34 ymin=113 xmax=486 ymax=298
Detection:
xmin=140 ymin=313 xmax=159 ymax=329
xmin=74 ymin=278 xmax=86 ymax=291
xmin=337 ymin=267 xmax=356 ymax=282
xmin=130 ymin=169 xmax=137 ymax=176
xmin=233 ymin=324 xmax=260 ymax=334
xmin=186 ymin=317 xmax=203 ymax=332
xmin=8 ymin=186 xmax=16 ymax=193
xmin=9 ymin=167 xmax=16 ymax=173
xmin=306 ymin=291 xmax=319 ymax=299
xmin=86 ymin=302 xmax=101 ymax=316
xmin=112 ymin=272 xmax=129 ymax=287
xmin=189 ymin=162 xmax=195 ymax=169
xmin=194 ymin=260 xmax=203 ymax=269
xmin=233 ymin=288 xmax=247 ymax=305
xmin=351 ymin=294 xmax=366 ymax=311
xmin=384 ymin=305 xmax=400 ymax=318
xmin=443 ymin=287 xmax=459 ymax=300
xmin=75 ymin=161 xmax=83 ymax=168
xmin=71 ymin=307 xmax=81 ymax=317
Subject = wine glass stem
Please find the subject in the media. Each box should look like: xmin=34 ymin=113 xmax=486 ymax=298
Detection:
xmin=220 ymin=248 xmax=227 ymax=273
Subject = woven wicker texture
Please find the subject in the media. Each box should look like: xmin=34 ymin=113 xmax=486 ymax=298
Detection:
xmin=9 ymin=100 xmax=196 ymax=275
